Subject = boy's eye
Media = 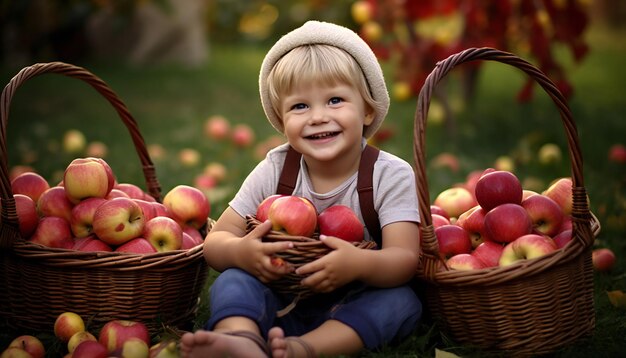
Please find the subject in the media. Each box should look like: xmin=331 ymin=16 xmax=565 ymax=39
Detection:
xmin=329 ymin=97 xmax=343 ymax=105
xmin=291 ymin=103 xmax=307 ymax=110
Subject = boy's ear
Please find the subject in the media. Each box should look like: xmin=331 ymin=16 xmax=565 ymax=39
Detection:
xmin=364 ymin=111 xmax=375 ymax=126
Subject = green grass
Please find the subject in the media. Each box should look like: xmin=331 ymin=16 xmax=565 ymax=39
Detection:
xmin=2 ymin=25 xmax=626 ymax=357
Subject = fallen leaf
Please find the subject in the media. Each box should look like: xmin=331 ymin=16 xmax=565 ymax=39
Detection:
xmin=607 ymin=290 xmax=626 ymax=308
xmin=436 ymin=348 xmax=461 ymax=358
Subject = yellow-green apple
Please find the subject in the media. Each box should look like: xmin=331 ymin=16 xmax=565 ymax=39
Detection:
xmin=54 ymin=312 xmax=85 ymax=342
xmin=14 ymin=194 xmax=39 ymax=238
xmin=68 ymin=331 xmax=97 ymax=354
xmin=204 ymin=162 xmax=227 ymax=182
xmin=542 ymin=177 xmax=573 ymax=215
xmin=474 ymin=170 xmax=523 ymax=211
xmin=435 ymin=224 xmax=472 ymax=259
xmin=456 ymin=206 xmax=490 ymax=248
xmin=149 ymin=339 xmax=180 ymax=358
xmin=70 ymin=197 xmax=106 ymax=238
xmin=143 ymin=216 xmax=183 ymax=252
xmin=72 ymin=235 xmax=112 ymax=252
xmin=498 ymin=234 xmax=558 ymax=266
xmin=72 ymin=341 xmax=108 ymax=358
xmin=361 ymin=21 xmax=383 ymax=42
xmin=494 ymin=155 xmax=515 ymax=172
xmin=608 ymin=143 xmax=626 ymax=163
xmin=115 ymin=237 xmax=157 ymax=254
xmin=29 ymin=216 xmax=74 ymax=249
xmin=132 ymin=199 xmax=157 ymax=222
xmin=0 ymin=347 xmax=33 ymax=358
xmin=178 ymin=148 xmax=201 ymax=167
xmin=115 ymin=183 xmax=146 ymax=200
xmin=431 ymin=214 xmax=450 ymax=229
xmin=592 ymin=248 xmax=616 ymax=272
xmin=430 ymin=204 xmax=449 ymax=220
xmin=538 ymin=143 xmax=562 ymax=165
xmin=484 ymin=203 xmax=533 ymax=243
xmin=204 ymin=115 xmax=231 ymax=140
xmin=268 ymin=195 xmax=318 ymax=236
xmin=231 ymin=124 xmax=255 ymax=147
xmin=553 ymin=229 xmax=572 ymax=249
xmin=98 ymin=319 xmax=150 ymax=353
xmin=106 ymin=188 xmax=131 ymax=200
xmin=92 ymin=197 xmax=146 ymax=246
xmin=471 ymin=241 xmax=504 ymax=268
xmin=63 ymin=129 xmax=86 ymax=153
xmin=63 ymin=157 xmax=115 ymax=204
xmin=433 ymin=187 xmax=477 ymax=219
xmin=318 ymin=205 xmax=364 ymax=242
xmin=111 ymin=338 xmax=150 ymax=358
xmin=351 ymin=0 xmax=373 ymax=24
xmin=446 ymin=253 xmax=485 ymax=270
xmin=11 ymin=171 xmax=50 ymax=203
xmin=256 ymin=194 xmax=284 ymax=222
xmin=37 ymin=186 xmax=74 ymax=221
xmin=7 ymin=335 xmax=45 ymax=358
xmin=521 ymin=194 xmax=564 ymax=237
xmin=163 ymin=185 xmax=210 ymax=229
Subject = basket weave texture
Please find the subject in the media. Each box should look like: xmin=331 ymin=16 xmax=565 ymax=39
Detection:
xmin=413 ymin=48 xmax=599 ymax=356
xmin=0 ymin=62 xmax=208 ymax=335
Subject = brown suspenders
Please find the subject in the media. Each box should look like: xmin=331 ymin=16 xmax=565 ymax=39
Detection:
xmin=276 ymin=145 xmax=382 ymax=247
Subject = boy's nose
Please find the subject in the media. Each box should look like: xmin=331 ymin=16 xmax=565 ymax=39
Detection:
xmin=308 ymin=107 xmax=329 ymax=125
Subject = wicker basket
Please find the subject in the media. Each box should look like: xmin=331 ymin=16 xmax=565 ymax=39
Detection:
xmin=413 ymin=48 xmax=599 ymax=356
xmin=0 ymin=62 xmax=208 ymax=336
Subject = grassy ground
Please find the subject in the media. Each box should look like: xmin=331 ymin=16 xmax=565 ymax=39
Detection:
xmin=2 ymin=25 xmax=625 ymax=356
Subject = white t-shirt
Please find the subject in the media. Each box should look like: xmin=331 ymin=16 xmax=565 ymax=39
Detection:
xmin=230 ymin=139 xmax=420 ymax=242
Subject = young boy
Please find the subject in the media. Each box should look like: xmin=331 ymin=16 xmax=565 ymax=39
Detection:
xmin=180 ymin=21 xmax=421 ymax=358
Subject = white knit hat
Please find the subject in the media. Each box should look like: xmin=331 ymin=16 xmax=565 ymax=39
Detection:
xmin=259 ymin=20 xmax=389 ymax=139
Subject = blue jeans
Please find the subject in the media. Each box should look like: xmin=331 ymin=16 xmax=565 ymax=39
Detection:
xmin=206 ymin=268 xmax=422 ymax=350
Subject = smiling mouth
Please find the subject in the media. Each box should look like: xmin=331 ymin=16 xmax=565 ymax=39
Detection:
xmin=306 ymin=131 xmax=339 ymax=139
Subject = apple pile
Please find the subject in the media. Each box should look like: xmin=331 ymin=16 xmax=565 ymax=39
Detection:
xmin=0 ymin=311 xmax=180 ymax=357
xmin=10 ymin=157 xmax=210 ymax=254
xmin=431 ymin=169 xmax=589 ymax=270
xmin=256 ymin=195 xmax=364 ymax=242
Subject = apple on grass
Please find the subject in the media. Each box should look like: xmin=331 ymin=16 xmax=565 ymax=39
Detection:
xmin=471 ymin=241 xmax=504 ymax=268
xmin=256 ymin=194 xmax=285 ymax=222
xmin=72 ymin=341 xmax=109 ymax=358
xmin=7 ymin=335 xmax=45 ymax=358
xmin=268 ymin=195 xmax=318 ymax=237
xmin=54 ymin=312 xmax=85 ymax=343
xmin=14 ymin=194 xmax=39 ymax=238
xmin=521 ymin=194 xmax=564 ymax=237
xmin=592 ymin=248 xmax=616 ymax=272
xmin=143 ymin=216 xmax=183 ymax=252
xmin=98 ymin=319 xmax=150 ymax=353
xmin=115 ymin=237 xmax=157 ymax=254
xmin=70 ymin=197 xmax=106 ymax=238
xmin=474 ymin=170 xmax=523 ymax=211
xmin=446 ymin=253 xmax=485 ymax=270
xmin=111 ymin=338 xmax=150 ymax=358
xmin=92 ymin=197 xmax=146 ymax=246
xmin=318 ymin=205 xmax=364 ymax=242
xmin=0 ymin=347 xmax=33 ymax=358
xmin=11 ymin=171 xmax=50 ymax=203
xmin=433 ymin=187 xmax=477 ymax=219
xmin=163 ymin=185 xmax=211 ymax=229
xmin=456 ymin=205 xmax=489 ymax=248
xmin=498 ymin=234 xmax=558 ymax=266
xmin=150 ymin=339 xmax=179 ymax=358
xmin=68 ymin=331 xmax=97 ymax=354
xmin=435 ymin=224 xmax=472 ymax=259
xmin=37 ymin=186 xmax=74 ymax=222
xmin=29 ymin=216 xmax=74 ymax=249
xmin=73 ymin=235 xmax=112 ymax=252
xmin=484 ymin=203 xmax=533 ymax=244
xmin=63 ymin=157 xmax=115 ymax=204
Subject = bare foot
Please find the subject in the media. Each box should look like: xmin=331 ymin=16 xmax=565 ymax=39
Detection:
xmin=180 ymin=330 xmax=268 ymax=358
xmin=268 ymin=327 xmax=289 ymax=358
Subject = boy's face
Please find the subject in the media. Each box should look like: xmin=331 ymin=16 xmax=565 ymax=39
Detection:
xmin=279 ymin=81 xmax=374 ymax=163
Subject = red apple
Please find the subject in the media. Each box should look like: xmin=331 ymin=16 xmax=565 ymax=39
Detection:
xmin=98 ymin=319 xmax=150 ymax=353
xmin=431 ymin=214 xmax=450 ymax=229
xmin=484 ymin=203 xmax=533 ymax=243
xmin=592 ymin=248 xmax=616 ymax=272
xmin=553 ymin=229 xmax=573 ymax=249
xmin=430 ymin=204 xmax=449 ymax=220
xmin=446 ymin=253 xmax=485 ymax=270
xmin=14 ymin=194 xmax=39 ymax=238
xmin=106 ymin=188 xmax=131 ymax=200
xmin=471 ymin=241 xmax=504 ymax=268
xmin=256 ymin=194 xmax=285 ymax=222
xmin=70 ymin=197 xmax=106 ymax=238
xmin=133 ymin=199 xmax=157 ymax=222
xmin=204 ymin=115 xmax=231 ymax=140
xmin=7 ymin=335 xmax=45 ymax=358
xmin=72 ymin=235 xmax=112 ymax=252
xmin=542 ymin=177 xmax=573 ymax=215
xmin=474 ymin=170 xmax=523 ymax=211
xmin=498 ymin=234 xmax=558 ymax=266
xmin=72 ymin=341 xmax=109 ymax=358
xmin=522 ymin=189 xmax=539 ymax=200
xmin=143 ymin=216 xmax=183 ymax=252
xmin=68 ymin=331 xmax=97 ymax=354
xmin=433 ymin=187 xmax=477 ymax=219
xmin=151 ymin=202 xmax=171 ymax=218
xmin=115 ymin=237 xmax=157 ymax=254
xmin=559 ymin=216 xmax=572 ymax=233
xmin=11 ymin=171 xmax=50 ymax=203
xmin=456 ymin=205 xmax=489 ymax=248
xmin=63 ymin=157 xmax=115 ymax=204
xmin=181 ymin=232 xmax=200 ymax=250
xmin=268 ymin=195 xmax=318 ymax=237
xmin=54 ymin=312 xmax=85 ymax=343
xmin=37 ymin=186 xmax=74 ymax=221
xmin=464 ymin=168 xmax=495 ymax=199
xmin=115 ymin=183 xmax=146 ymax=200
xmin=435 ymin=224 xmax=472 ymax=259
xmin=231 ymin=124 xmax=255 ymax=147
xmin=29 ymin=216 xmax=74 ymax=249
xmin=183 ymin=226 xmax=204 ymax=244
xmin=608 ymin=143 xmax=626 ymax=163
xmin=92 ymin=197 xmax=146 ymax=246
xmin=521 ymin=194 xmax=564 ymax=237
xmin=163 ymin=185 xmax=211 ymax=229
xmin=318 ymin=205 xmax=364 ymax=242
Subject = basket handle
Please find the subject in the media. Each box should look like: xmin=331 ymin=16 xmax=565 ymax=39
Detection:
xmin=413 ymin=48 xmax=594 ymax=278
xmin=1 ymin=62 xmax=162 ymax=246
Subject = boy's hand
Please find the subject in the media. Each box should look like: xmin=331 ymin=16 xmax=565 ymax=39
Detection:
xmin=238 ymin=220 xmax=295 ymax=283
xmin=295 ymin=235 xmax=364 ymax=293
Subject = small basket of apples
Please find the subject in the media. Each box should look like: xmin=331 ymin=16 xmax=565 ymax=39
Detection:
xmin=0 ymin=62 xmax=210 ymax=337
xmin=246 ymin=195 xmax=377 ymax=308
xmin=412 ymin=48 xmax=598 ymax=356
